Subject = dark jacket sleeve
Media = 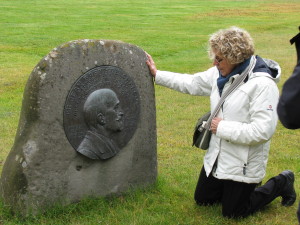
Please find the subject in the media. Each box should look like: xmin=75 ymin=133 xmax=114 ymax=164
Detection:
xmin=277 ymin=28 xmax=300 ymax=129
xmin=277 ymin=60 xmax=300 ymax=129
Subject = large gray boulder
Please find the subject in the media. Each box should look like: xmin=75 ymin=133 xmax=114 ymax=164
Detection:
xmin=0 ymin=40 xmax=157 ymax=216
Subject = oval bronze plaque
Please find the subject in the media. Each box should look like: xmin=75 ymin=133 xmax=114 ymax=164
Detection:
xmin=63 ymin=66 xmax=140 ymax=159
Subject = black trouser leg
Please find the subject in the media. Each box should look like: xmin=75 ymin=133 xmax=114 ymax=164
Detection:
xmin=221 ymin=179 xmax=257 ymax=218
xmin=250 ymin=174 xmax=287 ymax=210
xmin=194 ymin=166 xmax=223 ymax=205
xmin=297 ymin=201 xmax=300 ymax=223
xmin=194 ymin=166 xmax=287 ymax=218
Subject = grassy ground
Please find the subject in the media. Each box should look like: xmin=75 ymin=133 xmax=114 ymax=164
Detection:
xmin=0 ymin=0 xmax=300 ymax=224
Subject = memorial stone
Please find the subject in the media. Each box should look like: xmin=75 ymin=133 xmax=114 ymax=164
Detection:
xmin=0 ymin=40 xmax=157 ymax=216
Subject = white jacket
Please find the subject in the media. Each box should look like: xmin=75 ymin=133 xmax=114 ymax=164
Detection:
xmin=155 ymin=56 xmax=281 ymax=183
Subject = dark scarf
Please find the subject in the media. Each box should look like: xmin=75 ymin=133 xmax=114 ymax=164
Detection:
xmin=217 ymin=57 xmax=251 ymax=96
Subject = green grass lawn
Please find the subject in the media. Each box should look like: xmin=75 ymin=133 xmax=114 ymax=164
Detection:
xmin=1 ymin=0 xmax=300 ymax=224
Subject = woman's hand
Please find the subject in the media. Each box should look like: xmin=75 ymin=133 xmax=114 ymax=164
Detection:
xmin=210 ymin=117 xmax=222 ymax=134
xmin=145 ymin=52 xmax=157 ymax=78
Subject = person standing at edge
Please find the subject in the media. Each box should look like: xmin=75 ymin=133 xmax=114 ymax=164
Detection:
xmin=277 ymin=27 xmax=300 ymax=223
xmin=146 ymin=26 xmax=296 ymax=218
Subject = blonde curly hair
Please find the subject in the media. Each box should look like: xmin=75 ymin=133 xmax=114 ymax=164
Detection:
xmin=208 ymin=26 xmax=255 ymax=64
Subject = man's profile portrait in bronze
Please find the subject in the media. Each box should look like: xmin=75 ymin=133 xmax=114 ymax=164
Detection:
xmin=77 ymin=88 xmax=124 ymax=160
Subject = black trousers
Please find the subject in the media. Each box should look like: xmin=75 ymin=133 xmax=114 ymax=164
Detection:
xmin=297 ymin=201 xmax=300 ymax=223
xmin=194 ymin=166 xmax=286 ymax=218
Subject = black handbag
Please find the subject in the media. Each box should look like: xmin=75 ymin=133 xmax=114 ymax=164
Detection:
xmin=192 ymin=111 xmax=211 ymax=150
xmin=192 ymin=56 xmax=257 ymax=150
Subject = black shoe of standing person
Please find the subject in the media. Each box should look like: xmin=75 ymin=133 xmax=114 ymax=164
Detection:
xmin=280 ymin=170 xmax=296 ymax=206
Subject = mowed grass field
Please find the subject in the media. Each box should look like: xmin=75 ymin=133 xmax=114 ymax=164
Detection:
xmin=0 ymin=0 xmax=300 ymax=224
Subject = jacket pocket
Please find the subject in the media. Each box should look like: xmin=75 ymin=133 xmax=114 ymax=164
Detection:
xmin=218 ymin=140 xmax=250 ymax=176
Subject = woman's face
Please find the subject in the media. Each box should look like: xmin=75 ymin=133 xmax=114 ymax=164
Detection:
xmin=213 ymin=53 xmax=237 ymax=77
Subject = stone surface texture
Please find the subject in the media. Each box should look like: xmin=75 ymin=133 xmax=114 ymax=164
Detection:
xmin=0 ymin=40 xmax=157 ymax=216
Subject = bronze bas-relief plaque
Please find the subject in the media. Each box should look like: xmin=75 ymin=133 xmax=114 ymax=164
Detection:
xmin=63 ymin=66 xmax=140 ymax=159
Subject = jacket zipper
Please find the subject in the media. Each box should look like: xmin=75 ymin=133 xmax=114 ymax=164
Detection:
xmin=243 ymin=163 xmax=247 ymax=175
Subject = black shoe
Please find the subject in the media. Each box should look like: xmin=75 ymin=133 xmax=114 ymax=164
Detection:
xmin=280 ymin=170 xmax=296 ymax=206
